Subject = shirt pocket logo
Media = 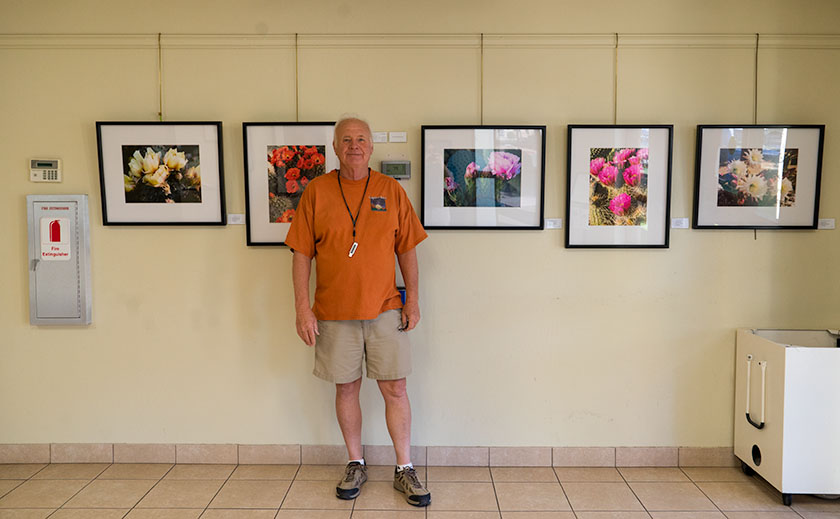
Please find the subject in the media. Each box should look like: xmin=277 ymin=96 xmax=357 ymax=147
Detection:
xmin=370 ymin=196 xmax=387 ymax=211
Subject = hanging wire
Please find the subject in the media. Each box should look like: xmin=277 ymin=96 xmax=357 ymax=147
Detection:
xmin=157 ymin=33 xmax=163 ymax=121
xmin=480 ymin=33 xmax=484 ymax=125
xmin=753 ymin=33 xmax=759 ymax=125
xmin=753 ymin=33 xmax=759 ymax=241
xmin=295 ymin=33 xmax=300 ymax=122
xmin=613 ymin=33 xmax=619 ymax=125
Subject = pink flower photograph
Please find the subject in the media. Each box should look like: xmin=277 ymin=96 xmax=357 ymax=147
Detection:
xmin=442 ymin=148 xmax=522 ymax=207
xmin=589 ymin=147 xmax=649 ymax=226
xmin=567 ymin=125 xmax=672 ymax=247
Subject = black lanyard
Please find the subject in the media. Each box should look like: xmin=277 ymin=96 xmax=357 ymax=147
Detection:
xmin=336 ymin=168 xmax=371 ymax=241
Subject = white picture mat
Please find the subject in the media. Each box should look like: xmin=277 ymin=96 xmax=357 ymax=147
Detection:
xmin=696 ymin=127 xmax=821 ymax=227
xmin=423 ymin=128 xmax=543 ymax=227
xmin=100 ymin=124 xmax=222 ymax=223
xmin=245 ymin=124 xmax=339 ymax=243
xmin=568 ymin=127 xmax=670 ymax=246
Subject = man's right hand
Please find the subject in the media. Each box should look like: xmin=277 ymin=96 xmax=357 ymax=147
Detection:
xmin=295 ymin=307 xmax=319 ymax=347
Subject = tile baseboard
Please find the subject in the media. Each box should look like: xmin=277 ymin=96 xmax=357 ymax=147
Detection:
xmin=553 ymin=447 xmax=615 ymax=467
xmin=114 ymin=443 xmax=176 ymax=463
xmin=239 ymin=444 xmax=301 ymax=465
xmin=176 ymin=443 xmax=238 ymax=464
xmin=616 ymin=446 xmax=678 ymax=467
xmin=0 ymin=444 xmax=51 ymax=464
xmin=678 ymin=447 xmax=740 ymax=467
xmin=50 ymin=443 xmax=113 ymax=463
xmin=0 ymin=444 xmax=738 ymax=467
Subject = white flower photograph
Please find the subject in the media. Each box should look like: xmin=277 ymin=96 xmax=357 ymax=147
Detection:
xmin=716 ymin=147 xmax=797 ymax=208
xmin=122 ymin=145 xmax=202 ymax=204
xmin=693 ymin=125 xmax=824 ymax=229
xmin=97 ymin=122 xmax=225 ymax=225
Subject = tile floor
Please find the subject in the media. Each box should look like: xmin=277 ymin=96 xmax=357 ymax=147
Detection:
xmin=0 ymin=463 xmax=838 ymax=518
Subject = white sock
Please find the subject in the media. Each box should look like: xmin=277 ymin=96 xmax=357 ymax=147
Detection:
xmin=397 ymin=462 xmax=413 ymax=471
xmin=349 ymin=458 xmax=365 ymax=465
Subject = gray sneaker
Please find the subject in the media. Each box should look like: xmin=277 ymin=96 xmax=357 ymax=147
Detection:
xmin=336 ymin=462 xmax=367 ymax=500
xmin=393 ymin=466 xmax=431 ymax=507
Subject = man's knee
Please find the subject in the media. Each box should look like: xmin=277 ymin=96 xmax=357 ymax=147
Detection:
xmin=336 ymin=378 xmax=362 ymax=398
xmin=377 ymin=378 xmax=407 ymax=400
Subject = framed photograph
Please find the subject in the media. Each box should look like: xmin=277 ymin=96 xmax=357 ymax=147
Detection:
xmin=421 ymin=125 xmax=546 ymax=230
xmin=243 ymin=122 xmax=338 ymax=245
xmin=566 ymin=125 xmax=673 ymax=248
xmin=96 ymin=121 xmax=225 ymax=225
xmin=693 ymin=125 xmax=825 ymax=229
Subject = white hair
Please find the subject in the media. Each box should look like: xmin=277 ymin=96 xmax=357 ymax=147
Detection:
xmin=333 ymin=114 xmax=372 ymax=144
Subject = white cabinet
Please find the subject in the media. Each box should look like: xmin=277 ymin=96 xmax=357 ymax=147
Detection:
xmin=735 ymin=329 xmax=840 ymax=505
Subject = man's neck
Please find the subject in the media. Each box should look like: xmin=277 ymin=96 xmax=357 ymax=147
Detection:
xmin=339 ymin=165 xmax=369 ymax=181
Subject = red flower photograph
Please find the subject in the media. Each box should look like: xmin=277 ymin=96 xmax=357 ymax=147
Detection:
xmin=266 ymin=144 xmax=327 ymax=223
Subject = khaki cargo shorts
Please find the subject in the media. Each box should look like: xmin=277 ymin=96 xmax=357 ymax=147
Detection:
xmin=313 ymin=309 xmax=411 ymax=384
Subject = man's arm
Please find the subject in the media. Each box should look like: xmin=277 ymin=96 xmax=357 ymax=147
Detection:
xmin=397 ymin=248 xmax=420 ymax=331
xmin=292 ymin=251 xmax=319 ymax=346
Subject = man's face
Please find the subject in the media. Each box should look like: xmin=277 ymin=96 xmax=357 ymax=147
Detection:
xmin=333 ymin=120 xmax=373 ymax=170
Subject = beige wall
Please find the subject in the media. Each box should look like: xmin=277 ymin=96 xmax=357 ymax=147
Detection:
xmin=1 ymin=1 xmax=838 ymax=448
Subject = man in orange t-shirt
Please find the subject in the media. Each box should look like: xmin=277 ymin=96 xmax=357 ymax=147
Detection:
xmin=285 ymin=116 xmax=430 ymax=506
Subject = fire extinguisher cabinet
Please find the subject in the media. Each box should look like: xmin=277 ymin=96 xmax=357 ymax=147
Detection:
xmin=734 ymin=329 xmax=840 ymax=505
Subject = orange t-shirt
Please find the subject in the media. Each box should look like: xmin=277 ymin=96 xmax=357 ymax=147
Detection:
xmin=285 ymin=169 xmax=428 ymax=321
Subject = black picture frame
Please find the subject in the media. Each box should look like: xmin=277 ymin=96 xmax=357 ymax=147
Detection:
xmin=421 ymin=125 xmax=546 ymax=230
xmin=692 ymin=124 xmax=825 ymax=229
xmin=566 ymin=124 xmax=674 ymax=248
xmin=242 ymin=122 xmax=338 ymax=246
xmin=96 ymin=121 xmax=226 ymax=225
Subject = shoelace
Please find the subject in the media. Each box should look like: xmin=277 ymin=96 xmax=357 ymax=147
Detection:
xmin=402 ymin=467 xmax=423 ymax=489
xmin=344 ymin=464 xmax=361 ymax=482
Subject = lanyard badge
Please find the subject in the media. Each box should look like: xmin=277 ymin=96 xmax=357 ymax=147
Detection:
xmin=337 ymin=169 xmax=371 ymax=259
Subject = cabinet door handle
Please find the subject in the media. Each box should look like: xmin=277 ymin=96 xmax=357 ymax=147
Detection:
xmin=745 ymin=355 xmax=766 ymax=430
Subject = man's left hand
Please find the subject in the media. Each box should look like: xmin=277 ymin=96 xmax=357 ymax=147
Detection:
xmin=400 ymin=300 xmax=420 ymax=332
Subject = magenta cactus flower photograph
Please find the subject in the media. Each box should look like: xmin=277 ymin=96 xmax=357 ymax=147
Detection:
xmin=422 ymin=125 xmax=545 ymax=230
xmin=588 ymin=147 xmax=649 ymax=226
xmin=442 ymin=148 xmax=522 ymax=207
xmin=567 ymin=125 xmax=672 ymax=247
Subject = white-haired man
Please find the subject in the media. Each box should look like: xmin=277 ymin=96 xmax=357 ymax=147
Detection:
xmin=285 ymin=116 xmax=430 ymax=506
